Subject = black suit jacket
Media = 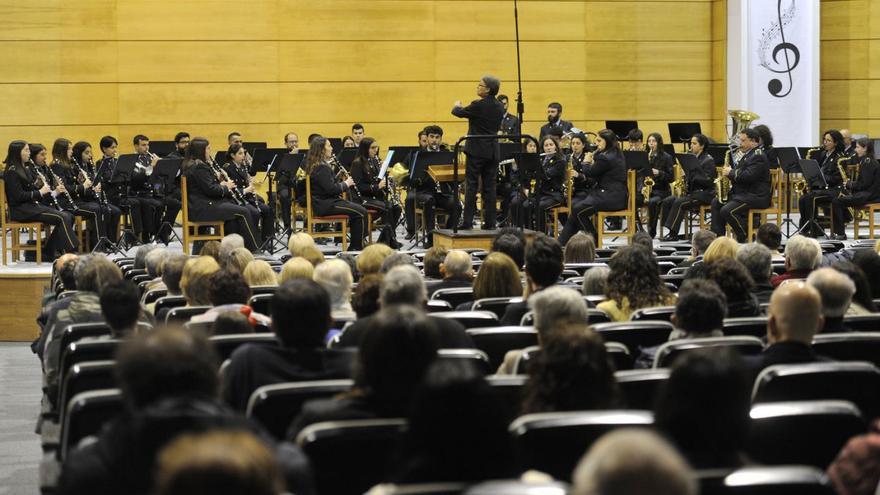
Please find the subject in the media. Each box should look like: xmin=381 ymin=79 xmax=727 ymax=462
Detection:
xmin=689 ymin=151 xmax=717 ymax=192
xmin=350 ymin=157 xmax=383 ymax=201
xmin=309 ymin=162 xmax=350 ymax=212
xmin=729 ymin=147 xmax=771 ymax=207
xmin=336 ymin=313 xmax=474 ymax=349
xmin=428 ymin=278 xmax=473 ymax=298
xmin=537 ymin=155 xmax=566 ymax=196
xmin=643 ymin=151 xmax=674 ymax=191
xmin=845 ymin=156 xmax=880 ymax=202
xmin=583 ymin=149 xmax=627 ymax=210
xmin=742 ymin=341 xmax=826 ymax=380
xmin=500 ymin=112 xmax=521 ymax=136
xmin=4 ymin=163 xmax=45 ymax=214
xmin=813 ymin=149 xmax=844 ymax=190
xmin=451 ymin=95 xmax=505 ymax=160
xmin=540 ymin=119 xmax=573 ymax=139
xmin=184 ymin=160 xmax=232 ymax=218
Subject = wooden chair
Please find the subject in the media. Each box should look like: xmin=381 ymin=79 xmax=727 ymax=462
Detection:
xmin=595 ymin=170 xmax=637 ymax=248
xmin=305 ymin=175 xmax=348 ymax=251
xmin=548 ymin=173 xmax=573 ymax=237
xmin=853 ymin=203 xmax=880 ymax=240
xmin=742 ymin=168 xmax=782 ymax=241
xmin=0 ymin=179 xmax=44 ymax=264
xmin=180 ymin=175 xmax=225 ymax=255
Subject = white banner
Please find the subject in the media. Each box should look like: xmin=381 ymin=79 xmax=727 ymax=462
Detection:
xmin=728 ymin=0 xmax=819 ymax=147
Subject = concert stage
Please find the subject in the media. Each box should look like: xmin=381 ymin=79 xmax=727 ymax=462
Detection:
xmin=433 ymin=228 xmax=538 ymax=250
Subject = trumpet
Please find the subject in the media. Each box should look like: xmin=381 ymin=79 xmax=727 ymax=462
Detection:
xmin=29 ymin=160 xmax=61 ymax=210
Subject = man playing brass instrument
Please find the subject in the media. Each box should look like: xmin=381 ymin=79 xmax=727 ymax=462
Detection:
xmin=710 ymin=128 xmax=771 ymax=242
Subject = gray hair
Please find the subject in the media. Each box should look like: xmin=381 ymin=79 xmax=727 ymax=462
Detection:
xmin=736 ymin=243 xmax=773 ymax=285
xmin=692 ymin=230 xmax=717 ymax=256
xmin=807 ymin=267 xmax=856 ymax=317
xmin=785 ymin=235 xmax=822 ymax=271
xmin=582 ymin=266 xmax=611 ymax=296
xmin=313 ymin=259 xmax=353 ymax=309
xmin=144 ymin=248 xmax=170 ymax=278
xmin=380 ymin=265 xmax=427 ymax=306
xmin=529 ymin=286 xmax=588 ymax=336
xmin=133 ymin=243 xmax=159 ymax=270
xmin=379 ymin=252 xmax=416 ymax=274
xmin=481 ymin=75 xmax=501 ymax=96
xmin=74 ymin=254 xmax=123 ymax=293
xmin=443 ymin=250 xmax=473 ymax=278
xmin=219 ymin=234 xmax=245 ymax=264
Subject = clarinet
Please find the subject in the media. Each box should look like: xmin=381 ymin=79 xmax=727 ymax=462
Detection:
xmin=235 ymin=162 xmax=260 ymax=207
xmin=210 ymin=159 xmax=247 ymax=206
xmin=47 ymin=160 xmax=76 ymax=210
xmin=29 ymin=160 xmax=62 ymax=210
xmin=333 ymin=155 xmax=361 ymax=202
xmin=74 ymin=157 xmax=109 ymax=209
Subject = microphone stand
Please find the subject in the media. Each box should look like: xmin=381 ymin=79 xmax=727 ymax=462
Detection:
xmin=513 ymin=0 xmax=525 ymax=131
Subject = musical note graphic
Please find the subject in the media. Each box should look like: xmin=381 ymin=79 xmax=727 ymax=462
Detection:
xmin=758 ymin=0 xmax=799 ymax=98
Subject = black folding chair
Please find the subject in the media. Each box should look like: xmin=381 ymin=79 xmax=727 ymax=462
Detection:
xmin=466 ymin=327 xmax=538 ymax=370
xmin=431 ymin=311 xmax=499 ymax=329
xmin=60 ymin=389 xmax=123 ymax=460
xmin=615 ymin=369 xmax=671 ymax=410
xmin=653 ymin=336 xmax=764 ymax=369
xmin=247 ymin=379 xmax=354 ymax=440
xmin=697 ymin=465 xmax=836 ymax=495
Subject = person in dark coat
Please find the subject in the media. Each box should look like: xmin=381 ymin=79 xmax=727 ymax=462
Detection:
xmin=710 ymin=128 xmax=771 ymax=243
xmin=831 ymin=137 xmax=880 ymax=240
xmin=305 ymin=136 xmax=367 ymax=250
xmin=660 ymin=133 xmax=717 ymax=241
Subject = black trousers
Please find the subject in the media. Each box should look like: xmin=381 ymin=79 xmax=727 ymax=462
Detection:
xmin=405 ymin=190 xmax=461 ymax=235
xmin=497 ymin=181 xmax=513 ymax=225
xmin=661 ymin=190 xmax=713 ymax=236
xmin=192 ymin=202 xmax=261 ymax=251
xmin=124 ymin=195 xmax=162 ymax=238
xmin=462 ymin=156 xmax=497 ymax=230
xmin=246 ymin=201 xmax=275 ymax=243
xmin=72 ymin=202 xmax=121 ymax=245
xmin=363 ymin=198 xmax=402 ymax=242
xmin=710 ymin=198 xmax=761 ymax=241
xmin=11 ymin=205 xmax=78 ymax=256
xmin=831 ymin=193 xmax=879 ymax=235
xmin=278 ymin=185 xmax=293 ymax=230
xmin=636 ymin=189 xmax=670 ymax=236
xmin=798 ymin=189 xmax=835 ymax=236
xmin=510 ymin=192 xmax=563 ymax=233
xmin=315 ymin=199 xmax=367 ymax=251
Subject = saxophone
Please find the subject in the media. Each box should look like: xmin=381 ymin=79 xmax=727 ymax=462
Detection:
xmin=670 ymin=163 xmax=686 ymax=197
xmin=837 ymin=156 xmax=851 ymax=197
xmin=715 ymin=151 xmax=732 ymax=203
xmin=641 ymin=151 xmax=656 ymax=202
xmin=793 ymin=147 xmax=821 ymax=196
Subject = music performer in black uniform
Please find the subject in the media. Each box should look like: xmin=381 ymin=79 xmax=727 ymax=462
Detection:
xmin=404 ymin=128 xmax=462 ymax=247
xmin=636 ymin=132 xmax=674 ymax=238
xmin=540 ymin=102 xmax=574 ymax=139
xmin=165 ymin=132 xmax=190 ymax=159
xmin=510 ymin=135 xmax=565 ymax=232
xmin=452 ymin=74 xmax=505 ymax=230
xmin=183 ymin=137 xmax=260 ymax=251
xmin=306 ymin=136 xmax=367 ymax=251
xmin=3 ymin=141 xmax=78 ymax=259
xmin=130 ymin=135 xmax=165 ymax=242
xmin=659 ymin=133 xmax=716 ymax=241
xmin=754 ymin=125 xmax=779 ymax=169
xmin=498 ymin=94 xmax=521 ymax=137
xmin=275 ymin=131 xmax=301 ymax=233
xmin=72 ymin=141 xmax=121 ymax=245
xmin=557 ymin=129 xmax=628 ymax=246
xmin=224 ymin=143 xmax=274 ymax=246
xmin=567 ymin=133 xmax=594 ymax=206
xmin=48 ymin=138 xmax=103 ymax=249
xmin=350 ymin=137 xmax=402 ymax=248
xmin=710 ymin=128 xmax=771 ymax=242
xmin=831 ymin=137 xmax=880 ymax=240
xmin=798 ymin=129 xmax=845 ymax=238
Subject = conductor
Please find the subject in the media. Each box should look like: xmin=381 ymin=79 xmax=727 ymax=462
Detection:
xmin=452 ymin=75 xmax=505 ymax=230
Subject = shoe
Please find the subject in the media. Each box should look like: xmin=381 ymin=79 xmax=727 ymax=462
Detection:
xmin=659 ymin=234 xmax=680 ymax=242
xmin=832 ymin=234 xmax=848 ymax=241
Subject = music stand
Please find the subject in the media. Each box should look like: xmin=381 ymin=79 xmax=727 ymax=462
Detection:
xmin=408 ymin=151 xmax=455 ymax=247
xmin=152 ymin=158 xmax=183 ymax=246
xmin=668 ymin=123 xmax=702 ymax=150
xmin=674 ymin=153 xmax=700 ymax=176
xmin=251 ymin=148 xmax=287 ymax=176
xmin=378 ymin=151 xmax=394 ymax=180
xmin=389 ymin=146 xmax=420 ymax=168
xmin=796 ymin=158 xmax=826 ymax=235
xmin=706 ymin=145 xmax=728 ymax=165
xmin=242 ymin=142 xmax=267 ymax=155
xmin=148 ymin=141 xmax=176 ymax=157
xmin=606 ymin=120 xmax=638 ymax=141
xmin=623 ymin=150 xmax=649 ymax=172
xmin=110 ymin=154 xmax=139 ymax=249
xmin=336 ymin=148 xmax=358 ymax=170
xmin=662 ymin=144 xmax=676 ymax=157
xmin=274 ymin=153 xmax=305 ymax=242
xmin=797 ymin=147 xmax=813 ymax=159
xmin=776 ymin=147 xmax=801 ymax=238
xmin=512 ymin=152 xmax=541 ymax=230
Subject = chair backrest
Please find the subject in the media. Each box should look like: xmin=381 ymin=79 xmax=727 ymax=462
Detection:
xmin=430 ymin=287 xmax=475 ymax=308
xmin=59 ymin=339 xmax=121 ymax=398
xmin=768 ymin=168 xmax=781 ymax=211
xmin=295 ymin=418 xmax=408 ymax=495
xmin=752 ymin=361 xmax=880 ymax=419
xmin=486 ymin=375 xmax=527 ymax=423
xmin=248 ymin=293 xmax=273 ymax=316
xmin=521 ymin=308 xmax=610 ymax=327
xmin=249 ymin=285 xmax=278 ymax=296
xmin=722 ymin=317 xmax=769 ymax=338
xmin=247 ymin=379 xmax=355 ymax=440
xmin=61 ymin=388 xmax=123 ymax=460
xmin=59 ymin=323 xmax=111 ymax=359
xmin=516 ymin=342 xmax=632 ymax=374
xmin=165 ymin=305 xmax=211 ymax=325
xmin=426 ymin=299 xmax=454 ymax=313
xmin=630 ymin=305 xmax=676 ymax=322
xmin=154 ymin=295 xmax=187 ymax=315
xmin=181 ymin=175 xmax=190 ymax=225
xmin=58 ymin=360 xmax=115 ymax=421
xmin=698 ymin=465 xmax=836 ymax=495
xmin=615 ymin=369 xmax=671 ymax=410
xmin=843 ymin=313 xmax=880 ymax=332
xmin=0 ymin=178 xmax=8 ymax=227
xmin=812 ymin=332 xmax=880 ymax=367
xmin=431 ymin=310 xmax=499 ymax=329
xmin=209 ymin=333 xmax=279 ymax=362
xmin=466 ymin=326 xmax=538 ymax=370
xmin=143 ymin=288 xmax=167 ymax=304
xmin=510 ymin=410 xmax=654 ymax=481
xmin=437 ymin=348 xmax=492 ymax=375
xmin=305 ymin=173 xmax=315 ymax=224
xmin=131 ymin=273 xmax=151 ymax=285
xmin=747 ymin=400 xmax=865 ymax=468
xmin=653 ymin=336 xmax=764 ymax=369
xmin=590 ymin=321 xmax=675 ymax=356
xmin=626 ymin=169 xmax=636 ymax=212
xmin=465 ymin=480 xmax=569 ymax=495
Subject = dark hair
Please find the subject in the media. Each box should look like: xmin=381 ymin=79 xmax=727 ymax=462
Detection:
xmin=417 ymin=130 xmax=427 ymax=139
xmin=675 ymin=279 xmax=727 ymax=334
xmin=824 ymin=129 xmax=845 ymax=153
xmin=283 ymin=131 xmax=297 ymax=143
xmin=691 ymin=133 xmax=709 ymax=149
xmin=72 ymin=141 xmax=91 ymax=166
xmin=352 ymin=274 xmax=382 ymax=319
xmin=853 ymin=250 xmax=880 ymax=299
xmin=174 ymin=132 xmax=190 ymax=143
xmin=424 ymin=125 xmax=444 ymax=137
xmin=271 ymin=279 xmax=330 ymax=348
xmin=423 ymin=246 xmax=448 ymax=279
xmin=569 ymin=133 xmax=588 ymax=149
xmin=740 ymin=128 xmax=761 ymax=143
xmin=541 ymin=135 xmax=565 ymax=161
xmin=521 ymin=325 xmax=620 ymax=414
xmin=355 ymin=305 xmax=439 ymax=416
xmin=162 ymin=254 xmax=188 ymax=294
xmin=28 ymin=143 xmax=46 ymax=163
xmin=548 ymin=102 xmax=563 ymax=113
xmin=497 ymin=94 xmax=508 ymax=102
xmin=606 ymin=246 xmax=671 ymax=310
xmin=51 ymin=138 xmax=72 ymax=166
xmin=354 ymin=137 xmax=376 ymax=168
xmin=856 ymin=136 xmax=875 ymax=157
xmin=647 ymin=132 xmax=666 ymax=157
xmin=226 ymin=143 xmax=243 ymax=163
xmin=564 ymin=232 xmax=596 ymax=263
xmin=525 ymin=234 xmax=563 ymax=288
xmin=481 ymin=75 xmax=500 ymax=96
xmin=99 ymin=135 xmax=118 ymax=152
xmin=133 ymin=134 xmax=149 ymax=145
xmin=116 ymin=327 xmax=220 ymax=409
xmin=100 ymin=279 xmax=141 ymax=335
xmin=756 ymin=223 xmax=782 ymax=250
xmin=831 ymin=261 xmax=878 ymax=312
xmin=307 ymin=133 xmax=322 ymax=145
xmin=352 ymin=123 xmax=364 ymax=132
xmin=626 ymin=128 xmax=644 ymax=142
xmin=754 ymin=124 xmax=773 ymax=147
xmin=655 ymin=348 xmax=751 ymax=469
xmin=184 ymin=137 xmax=210 ymax=168
xmin=211 ymin=311 xmax=254 ymax=336
xmin=207 ymin=269 xmax=252 ymax=306
xmin=704 ymin=258 xmax=755 ymax=302
xmin=597 ymin=129 xmax=621 ymax=154
xmin=305 ymin=136 xmax=329 ymax=174
xmin=227 ymin=132 xmax=241 ymax=142
xmin=4 ymin=140 xmax=28 ymax=168
xmin=632 ymin=231 xmax=654 ymax=251
xmin=58 ymin=256 xmax=78 ymax=290
xmin=391 ymin=360 xmax=515 ymax=483
xmin=492 ymin=233 xmax=525 ymax=268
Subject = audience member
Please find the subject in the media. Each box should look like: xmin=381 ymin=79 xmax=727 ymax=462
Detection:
xmin=337 ymin=252 xmax=359 ymax=282
xmin=455 ymin=252 xmax=522 ymax=311
xmin=500 ymin=234 xmax=564 ymax=325
xmin=211 ymin=311 xmax=255 ymax=336
xmin=313 ymin=259 xmax=356 ymax=320
xmin=298 ymin=246 xmax=325 ymax=267
xmin=702 ymin=236 xmax=739 ymax=264
xmin=133 ymin=243 xmax=159 ymax=270
xmin=379 ymin=252 xmax=416 ymax=273
xmin=38 ymin=254 xmax=78 ymax=332
xmin=631 ymin=231 xmax=653 ymax=251
xmin=597 ymin=246 xmax=673 ymax=321
xmin=223 ymin=279 xmax=347 ymax=412
xmin=736 ymin=243 xmax=774 ymax=303
xmin=422 ymin=246 xmax=448 ymax=280
xmin=677 ymin=229 xmax=716 ymax=268
xmin=148 ymin=253 xmax=188 ymax=316
xmin=243 ymin=260 xmax=278 ymax=287
xmin=703 ymin=258 xmax=761 ymax=317
xmin=190 ymin=269 xmax=270 ymax=327
xmin=352 ymin=274 xmax=383 ymax=319
xmin=492 ymin=231 xmax=526 ymax=268
xmin=827 ymin=419 xmax=880 ymax=495
xmin=180 ymin=256 xmax=221 ymax=307
xmin=853 ymin=249 xmax=880 ymax=299
xmin=356 ymin=243 xmax=393 ymax=277
xmin=199 ymin=240 xmax=221 ymax=262
xmin=218 ymin=234 xmax=245 ymax=268
xmin=564 ymin=232 xmax=596 ymax=264
xmin=99 ymin=279 xmax=144 ymax=337
xmin=428 ymin=250 xmax=474 ymax=297
xmin=144 ymin=247 xmax=170 ymax=293
xmin=807 ymin=267 xmax=857 ymax=333
xmin=226 ymin=247 xmax=255 ymax=274
xmin=581 ymin=266 xmax=611 ymax=297
xmin=288 ymin=305 xmax=440 ymax=440
xmin=572 ymin=429 xmax=697 ymax=495
xmin=655 ymin=349 xmax=751 ymax=469
xmin=832 ymin=261 xmax=878 ymax=313
xmin=771 ymin=234 xmax=821 ymax=287
xmin=756 ymin=223 xmax=784 ymax=260
xmin=279 ymin=257 xmax=314 ymax=283
xmin=521 ymin=324 xmax=619 ymax=413
xmin=287 ymin=232 xmax=316 ymax=258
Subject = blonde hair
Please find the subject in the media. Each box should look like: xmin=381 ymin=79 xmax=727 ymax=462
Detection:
xmin=702 ymin=237 xmax=740 ymax=264
xmin=299 ymin=246 xmax=325 ymax=267
xmin=288 ymin=232 xmax=316 ymax=258
xmin=313 ymin=258 xmax=353 ymax=309
xmin=356 ymin=243 xmax=394 ymax=276
xmin=226 ymin=247 xmax=255 ymax=273
xmin=279 ymin=257 xmax=315 ymax=283
xmin=243 ymin=260 xmax=278 ymax=287
xmin=180 ymin=256 xmax=220 ymax=306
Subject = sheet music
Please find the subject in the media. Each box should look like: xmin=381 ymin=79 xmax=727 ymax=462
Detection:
xmin=378 ymin=151 xmax=394 ymax=179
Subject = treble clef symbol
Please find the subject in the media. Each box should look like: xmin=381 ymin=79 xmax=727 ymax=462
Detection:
xmin=766 ymin=0 xmax=800 ymax=98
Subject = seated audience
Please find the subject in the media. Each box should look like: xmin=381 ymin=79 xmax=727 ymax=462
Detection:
xmin=827 ymin=419 xmax=880 ymax=495
xmin=148 ymin=253 xmax=188 ymax=316
xmin=853 ymin=249 xmax=880 ymax=299
xmin=211 ymin=311 xmax=255 ymax=336
xmin=313 ymin=259 xmax=356 ymax=321
xmin=743 ymin=281 xmax=826 ymax=377
xmin=635 ymin=279 xmax=727 ymax=368
xmin=521 ymin=324 xmax=620 ymax=413
xmin=218 ymin=234 xmax=245 ymax=268
xmin=564 ymin=232 xmax=596 ymax=264
xmin=756 ymin=223 xmax=785 ymax=260
xmin=133 ymin=243 xmax=159 ymax=270
xmin=190 ymin=269 xmax=270 ymax=327
xmin=287 ymin=232 xmax=316 ymax=258
xmin=597 ymin=246 xmax=674 ymax=322
xmin=337 ymin=252 xmax=359 ymax=282
xmin=223 ymin=279 xmax=348 ymax=412
xmin=100 ymin=279 xmax=144 ymax=337
xmin=226 ymin=247 xmax=255 ymax=274
xmin=736 ymin=243 xmax=775 ymax=304
xmin=702 ymin=236 xmax=739 ymax=264
xmin=337 ymin=265 xmax=473 ymax=348
xmin=703 ymin=258 xmax=761 ymax=317
xmin=422 ymin=246 xmax=448 ymax=280
xmin=243 ymin=260 xmax=278 ymax=287
xmin=771 ymin=234 xmax=821 ymax=287
xmin=492 ymin=229 xmax=526 ymax=268
xmin=500 ymin=234 xmax=564 ymax=325
xmin=655 ymin=349 xmax=751 ymax=469
xmin=581 ymin=266 xmax=611 ymax=297
xmin=631 ymin=231 xmax=654 ymax=251
xmin=352 ymin=274 xmax=383 ymax=320
xmin=456 ymin=252 xmax=522 ymax=310
xmin=37 ymin=254 xmax=79 ymax=336
xmin=143 ymin=247 xmax=170 ymax=293
xmin=677 ymin=229 xmax=716 ymax=268
xmin=288 ymin=305 xmax=440 ymax=440
xmin=572 ymin=429 xmax=697 ymax=495
xmin=298 ymin=246 xmax=325 ymax=267
xmin=832 ymin=261 xmax=878 ymax=314
xmin=379 ymin=252 xmax=416 ymax=274
xmin=428 ymin=250 xmax=474 ymax=297
xmin=199 ymin=240 xmax=221 ymax=262
xmin=179 ymin=256 xmax=221 ymax=307
xmin=356 ymin=243 xmax=393 ymax=277
xmin=807 ymin=267 xmax=857 ymax=333
xmin=279 ymin=257 xmax=314 ymax=283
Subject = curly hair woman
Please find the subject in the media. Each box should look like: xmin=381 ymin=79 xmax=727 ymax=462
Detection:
xmin=597 ymin=245 xmax=674 ymax=321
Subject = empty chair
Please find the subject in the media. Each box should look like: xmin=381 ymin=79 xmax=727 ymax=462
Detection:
xmin=60 ymin=389 xmax=123 ymax=460
xmin=153 ymin=295 xmax=187 ymax=317
xmin=486 ymin=375 xmax=526 ymax=423
xmin=653 ymin=336 xmax=764 ymax=369
xmin=246 ymin=379 xmax=354 ymax=440
xmin=616 ymin=369 xmax=671 ymax=410
xmin=295 ymin=418 xmax=408 ymax=495
xmin=426 ymin=299 xmax=454 ymax=313
xmin=510 ymin=410 xmax=654 ymax=481
xmin=751 ymin=361 xmax=880 ymax=419
xmin=630 ymin=305 xmax=676 ymax=322
xmin=722 ymin=317 xmax=769 ymax=338
xmin=471 ymin=297 xmax=522 ymax=319
xmin=431 ymin=311 xmax=499 ymax=329
xmin=661 ymin=273 xmax=686 ymax=289
xmin=465 ymin=480 xmax=569 ymax=495
xmin=843 ymin=314 xmax=880 ymax=332
xmin=516 ymin=343 xmax=632 ymax=374
xmin=698 ymin=465 xmax=836 ymax=495
xmin=747 ymin=400 xmax=865 ymax=468
xmin=209 ymin=333 xmax=278 ymax=362
xmin=57 ymin=360 xmax=115 ymax=422
xmin=466 ymin=327 xmax=538 ymax=370
xmin=437 ymin=348 xmax=492 ymax=375
xmin=431 ymin=287 xmax=475 ymax=308
xmin=164 ymin=305 xmax=211 ymax=325
xmin=248 ymin=293 xmax=273 ymax=316
xmin=590 ymin=321 xmax=675 ymax=357
xmin=812 ymin=332 xmax=880 ymax=367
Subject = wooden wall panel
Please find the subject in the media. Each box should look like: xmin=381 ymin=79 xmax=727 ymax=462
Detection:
xmin=0 ymin=275 xmax=52 ymax=341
